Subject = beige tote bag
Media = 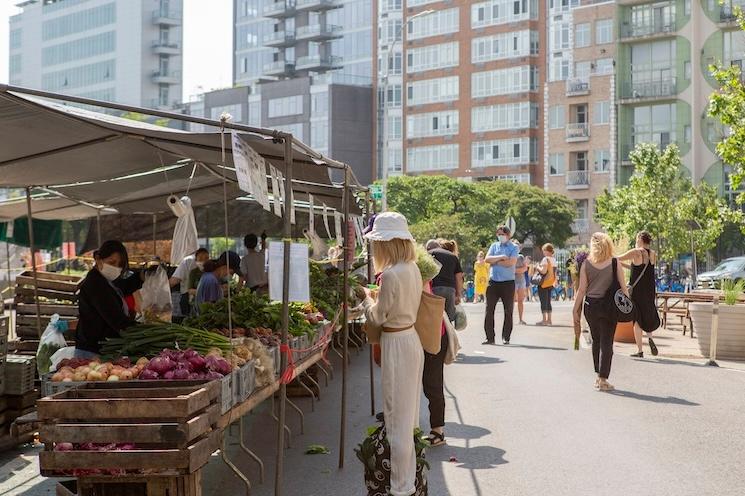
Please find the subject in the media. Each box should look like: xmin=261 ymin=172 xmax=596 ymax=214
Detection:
xmin=415 ymin=291 xmax=445 ymax=354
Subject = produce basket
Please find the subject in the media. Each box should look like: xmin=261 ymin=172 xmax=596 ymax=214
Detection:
xmin=4 ymin=354 xmax=36 ymax=395
xmin=37 ymin=380 xmax=220 ymax=477
xmin=219 ymin=372 xmax=236 ymax=414
xmin=268 ymin=346 xmax=281 ymax=377
xmin=235 ymin=360 xmax=256 ymax=404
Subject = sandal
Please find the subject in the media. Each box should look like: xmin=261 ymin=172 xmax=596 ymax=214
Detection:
xmin=648 ymin=337 xmax=658 ymax=356
xmin=426 ymin=431 xmax=446 ymax=447
xmin=598 ymin=380 xmax=615 ymax=392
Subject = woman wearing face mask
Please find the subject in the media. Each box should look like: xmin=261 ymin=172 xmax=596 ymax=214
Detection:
xmin=76 ymin=240 xmax=137 ymax=359
xmin=187 ymin=248 xmax=210 ymax=305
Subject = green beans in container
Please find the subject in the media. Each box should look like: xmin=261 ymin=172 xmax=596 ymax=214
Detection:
xmin=416 ymin=245 xmax=442 ymax=282
xmin=100 ymin=323 xmax=232 ymax=359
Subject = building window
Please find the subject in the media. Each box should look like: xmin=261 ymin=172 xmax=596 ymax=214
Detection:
xmin=471 ymin=0 xmax=535 ymax=29
xmin=593 ymin=101 xmax=610 ymax=125
xmin=549 ymin=153 xmax=565 ymax=175
xmin=684 ymin=0 xmax=691 ymax=15
xmin=386 ymin=84 xmax=402 ymax=107
xmin=407 ymin=111 xmax=459 ymax=138
xmin=595 ymin=58 xmax=614 ymax=75
xmin=311 ymin=120 xmax=329 ymax=149
xmin=42 ymin=3 xmax=116 ymax=41
xmin=379 ymin=19 xmax=403 ymax=45
xmin=211 ymin=104 xmax=243 ymax=122
xmin=388 ymin=116 xmax=402 ymax=139
xmin=241 ymin=57 xmax=248 ymax=73
xmin=407 ymin=42 xmax=459 ymax=73
xmin=551 ymin=59 xmax=570 ymax=80
xmin=407 ymin=144 xmax=459 ymax=172
xmin=684 ymin=125 xmax=692 ymax=143
xmin=407 ymin=76 xmax=459 ymax=105
xmin=595 ymin=19 xmax=613 ymax=45
xmin=576 ymin=199 xmax=589 ymax=220
xmin=552 ymin=22 xmax=570 ymax=50
xmin=408 ymin=8 xmax=459 ymax=41
xmin=471 ymin=30 xmax=538 ymax=64
xmin=9 ymin=55 xmax=21 ymax=75
xmin=381 ymin=0 xmax=402 ymax=13
xmin=9 ymin=29 xmax=21 ymax=49
xmin=575 ymin=23 xmax=590 ymax=48
xmin=574 ymin=61 xmax=591 ymax=79
xmin=594 ymin=149 xmax=610 ymax=172
xmin=41 ymin=59 xmax=115 ymax=91
xmin=684 ymin=61 xmax=692 ymax=80
xmin=387 ymin=148 xmax=403 ymax=173
xmin=268 ymin=95 xmax=304 ymax=118
xmin=248 ymin=101 xmax=261 ymax=127
xmin=471 ymin=66 xmax=538 ymax=98
xmin=311 ymin=92 xmax=328 ymax=116
xmin=548 ymin=105 xmax=564 ymax=129
xmin=472 ymin=138 xmax=535 ymax=167
xmin=471 ymin=102 xmax=538 ymax=132
xmin=631 ymin=103 xmax=676 ymax=149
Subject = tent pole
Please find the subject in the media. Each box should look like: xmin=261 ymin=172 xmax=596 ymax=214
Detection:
xmin=338 ymin=166 xmax=350 ymax=469
xmin=275 ymin=134 xmax=293 ymax=496
xmin=365 ymin=192 xmax=375 ymax=417
xmin=5 ymin=240 xmax=11 ymax=326
xmin=25 ymin=187 xmax=43 ymax=338
xmin=152 ymin=214 xmax=157 ymax=257
xmin=96 ymin=209 xmax=102 ymax=247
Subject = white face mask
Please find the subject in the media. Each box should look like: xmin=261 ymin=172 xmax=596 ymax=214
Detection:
xmin=498 ymin=235 xmax=508 ymax=243
xmin=196 ymin=261 xmax=205 ymax=271
xmin=100 ymin=263 xmax=122 ymax=282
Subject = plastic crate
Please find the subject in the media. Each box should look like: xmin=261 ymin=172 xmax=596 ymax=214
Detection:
xmin=0 ymin=316 xmax=9 ymax=359
xmin=268 ymin=346 xmax=280 ymax=377
xmin=234 ymin=360 xmax=256 ymax=403
xmin=5 ymin=354 xmax=36 ymax=395
xmin=219 ymin=371 xmax=236 ymax=414
xmin=41 ymin=374 xmax=88 ymax=397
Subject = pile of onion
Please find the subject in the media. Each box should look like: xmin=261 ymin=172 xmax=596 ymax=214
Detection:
xmin=50 ymin=357 xmax=148 ymax=382
xmin=139 ymin=348 xmax=231 ymax=381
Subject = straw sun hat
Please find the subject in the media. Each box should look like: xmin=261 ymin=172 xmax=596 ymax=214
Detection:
xmin=363 ymin=212 xmax=414 ymax=242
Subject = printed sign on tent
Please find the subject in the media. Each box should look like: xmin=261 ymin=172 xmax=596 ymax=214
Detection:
xmin=322 ymin=204 xmax=332 ymax=239
xmin=270 ymin=165 xmax=282 ymax=217
xmin=308 ymin=194 xmax=315 ymax=234
xmin=268 ymin=241 xmax=310 ymax=303
xmin=231 ymin=132 xmax=271 ymax=211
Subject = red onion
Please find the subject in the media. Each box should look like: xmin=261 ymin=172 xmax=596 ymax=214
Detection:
xmin=205 ymin=371 xmax=223 ymax=381
xmin=187 ymin=355 xmax=207 ymax=372
xmin=172 ymin=368 xmax=190 ymax=380
xmin=139 ymin=369 xmax=159 ymax=380
xmin=147 ymin=356 xmax=175 ymax=375
xmin=163 ymin=370 xmax=175 ymax=380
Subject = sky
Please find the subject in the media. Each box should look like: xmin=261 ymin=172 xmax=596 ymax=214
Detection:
xmin=0 ymin=0 xmax=233 ymax=102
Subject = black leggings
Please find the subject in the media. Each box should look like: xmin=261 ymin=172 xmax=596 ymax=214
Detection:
xmin=538 ymin=286 xmax=552 ymax=313
xmin=423 ymin=332 xmax=449 ymax=429
xmin=585 ymin=297 xmax=617 ymax=379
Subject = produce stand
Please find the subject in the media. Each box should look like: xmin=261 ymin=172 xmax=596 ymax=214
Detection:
xmin=0 ymin=84 xmax=370 ymax=495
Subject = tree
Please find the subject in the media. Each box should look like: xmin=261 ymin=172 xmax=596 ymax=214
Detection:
xmin=385 ymin=176 xmax=576 ymax=264
xmin=595 ymin=143 xmax=742 ymax=260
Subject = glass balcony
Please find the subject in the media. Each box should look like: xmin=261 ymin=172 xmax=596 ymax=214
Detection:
xmin=263 ymin=30 xmax=296 ymax=47
xmin=566 ymin=78 xmax=590 ymax=96
xmin=571 ymin=218 xmax=590 ymax=233
xmin=720 ymin=5 xmax=740 ymax=23
xmin=620 ymin=77 xmax=677 ymax=100
xmin=151 ymin=41 xmax=181 ymax=55
xmin=620 ymin=140 xmax=678 ymax=161
xmin=263 ymin=0 xmax=296 ymax=18
xmin=263 ymin=60 xmax=296 ymax=77
xmin=295 ymin=24 xmax=343 ymax=42
xmin=151 ymin=70 xmax=181 ymax=84
xmin=152 ymin=10 xmax=182 ymax=26
xmin=620 ymin=19 xmax=676 ymax=39
xmin=296 ymin=0 xmax=341 ymax=12
xmin=296 ymin=55 xmax=343 ymax=71
xmin=566 ymin=170 xmax=590 ymax=189
xmin=565 ymin=123 xmax=590 ymax=142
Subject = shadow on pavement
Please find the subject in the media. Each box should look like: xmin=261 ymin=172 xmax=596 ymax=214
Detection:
xmin=503 ymin=344 xmax=568 ymax=351
xmin=608 ymin=389 xmax=700 ymax=406
xmin=630 ymin=357 xmax=710 ymax=368
xmin=442 ymin=422 xmax=490 ymax=440
xmin=429 ymin=444 xmax=508 ymax=470
xmin=455 ymin=354 xmax=505 ymax=365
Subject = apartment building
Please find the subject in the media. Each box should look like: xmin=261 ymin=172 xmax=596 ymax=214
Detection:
xmin=544 ymin=0 xmax=616 ymax=246
xmin=375 ymin=0 xmax=547 ymax=185
xmin=617 ymin=0 xmax=745 ymax=206
xmin=233 ymin=0 xmax=373 ymax=87
xmin=8 ymin=0 xmax=184 ymax=108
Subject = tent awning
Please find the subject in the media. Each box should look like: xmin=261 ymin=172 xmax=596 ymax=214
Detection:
xmin=0 ymin=195 xmax=116 ymax=221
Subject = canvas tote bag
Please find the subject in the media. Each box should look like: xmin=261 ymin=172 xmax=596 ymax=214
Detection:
xmin=415 ymin=291 xmax=445 ymax=354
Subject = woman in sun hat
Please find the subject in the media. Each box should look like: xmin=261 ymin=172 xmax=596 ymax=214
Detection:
xmin=363 ymin=211 xmax=423 ymax=496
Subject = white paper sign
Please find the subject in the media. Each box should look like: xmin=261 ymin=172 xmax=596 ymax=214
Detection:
xmin=308 ymin=194 xmax=315 ymax=234
xmin=268 ymin=241 xmax=310 ymax=303
xmin=334 ymin=212 xmax=343 ymax=246
xmin=270 ymin=166 xmax=282 ymax=217
xmin=231 ymin=132 xmax=271 ymax=211
xmin=5 ymin=221 xmax=14 ymax=239
xmin=322 ymin=204 xmax=332 ymax=240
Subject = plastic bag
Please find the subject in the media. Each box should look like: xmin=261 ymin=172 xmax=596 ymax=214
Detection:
xmin=37 ymin=314 xmax=68 ymax=375
xmin=169 ymin=195 xmax=199 ymax=266
xmin=140 ymin=265 xmax=173 ymax=322
xmin=50 ymin=346 xmax=76 ymax=372
xmin=454 ymin=304 xmax=467 ymax=331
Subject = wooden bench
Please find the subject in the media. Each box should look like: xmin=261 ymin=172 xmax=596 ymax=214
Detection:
xmin=656 ymin=291 xmax=721 ymax=338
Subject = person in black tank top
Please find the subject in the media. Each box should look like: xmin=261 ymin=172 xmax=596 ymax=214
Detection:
xmin=618 ymin=231 xmax=662 ymax=357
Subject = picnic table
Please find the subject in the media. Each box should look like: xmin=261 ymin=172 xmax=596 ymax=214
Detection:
xmin=656 ymin=291 xmax=720 ymax=337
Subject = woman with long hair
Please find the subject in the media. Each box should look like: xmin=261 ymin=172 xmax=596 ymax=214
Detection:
xmin=535 ymin=243 xmax=557 ymax=326
xmin=573 ymin=233 xmax=629 ymax=391
xmin=363 ymin=212 xmax=424 ymax=496
xmin=513 ymin=242 xmax=528 ymax=325
xmin=474 ymin=251 xmax=489 ymax=303
xmin=618 ymin=231 xmax=661 ymax=357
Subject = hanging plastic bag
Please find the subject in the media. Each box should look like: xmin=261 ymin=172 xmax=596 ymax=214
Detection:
xmin=454 ymin=304 xmax=467 ymax=331
xmin=50 ymin=346 xmax=76 ymax=372
xmin=37 ymin=314 xmax=69 ymax=375
xmin=169 ymin=195 xmax=199 ymax=266
xmin=140 ymin=265 xmax=173 ymax=322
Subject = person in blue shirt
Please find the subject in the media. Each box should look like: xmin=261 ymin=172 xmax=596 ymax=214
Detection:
xmin=483 ymin=225 xmax=519 ymax=345
xmin=194 ymin=251 xmax=242 ymax=315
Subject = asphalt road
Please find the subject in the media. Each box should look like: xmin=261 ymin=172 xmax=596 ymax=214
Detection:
xmin=3 ymin=301 xmax=745 ymax=496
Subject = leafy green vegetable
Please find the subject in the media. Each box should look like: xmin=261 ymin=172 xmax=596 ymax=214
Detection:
xmin=305 ymin=444 xmax=330 ymax=455
xmin=100 ymin=323 xmax=231 ymax=359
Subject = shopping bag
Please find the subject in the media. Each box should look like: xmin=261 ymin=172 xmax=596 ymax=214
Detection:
xmin=355 ymin=421 xmax=429 ymax=496
xmin=415 ymin=291 xmax=445 ymax=354
xmin=444 ymin=312 xmax=461 ymax=365
xmin=36 ymin=314 xmax=68 ymax=375
xmin=168 ymin=195 xmax=199 ymax=265
xmin=454 ymin=304 xmax=467 ymax=331
xmin=140 ymin=265 xmax=173 ymax=322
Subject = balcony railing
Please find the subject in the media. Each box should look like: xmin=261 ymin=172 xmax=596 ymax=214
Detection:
xmin=263 ymin=60 xmax=295 ymax=76
xmin=295 ymin=24 xmax=342 ymax=41
xmin=296 ymin=55 xmax=343 ymax=71
xmin=263 ymin=30 xmax=296 ymax=47
xmin=151 ymin=70 xmax=181 ymax=84
xmin=296 ymin=0 xmax=340 ymax=11
xmin=152 ymin=10 xmax=182 ymax=25
xmin=571 ymin=218 xmax=590 ymax=234
xmin=620 ymin=77 xmax=677 ymax=100
xmin=620 ymin=140 xmax=678 ymax=161
xmin=620 ymin=19 xmax=676 ymax=39
xmin=151 ymin=41 xmax=181 ymax=54
xmin=720 ymin=5 xmax=742 ymax=23
xmin=566 ymin=78 xmax=590 ymax=96
xmin=566 ymin=170 xmax=590 ymax=189
xmin=566 ymin=123 xmax=590 ymax=142
xmin=264 ymin=0 xmax=296 ymax=18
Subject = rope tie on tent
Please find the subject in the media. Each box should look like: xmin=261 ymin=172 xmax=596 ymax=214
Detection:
xmin=184 ymin=162 xmax=199 ymax=196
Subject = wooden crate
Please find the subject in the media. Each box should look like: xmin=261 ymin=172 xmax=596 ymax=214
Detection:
xmin=57 ymin=471 xmax=203 ymax=496
xmin=16 ymin=287 xmax=78 ymax=304
xmin=38 ymin=380 xmax=221 ymax=477
xmin=15 ymin=271 xmax=81 ymax=293
xmin=16 ymin=303 xmax=79 ymax=317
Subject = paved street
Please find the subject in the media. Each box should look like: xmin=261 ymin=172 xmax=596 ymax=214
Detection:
xmin=3 ymin=300 xmax=745 ymax=496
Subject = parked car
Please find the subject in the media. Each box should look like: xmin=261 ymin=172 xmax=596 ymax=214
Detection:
xmin=697 ymin=256 xmax=745 ymax=289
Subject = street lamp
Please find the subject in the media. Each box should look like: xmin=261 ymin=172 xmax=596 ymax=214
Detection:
xmin=380 ymin=8 xmax=435 ymax=211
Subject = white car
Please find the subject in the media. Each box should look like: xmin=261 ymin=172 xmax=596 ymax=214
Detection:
xmin=697 ymin=257 xmax=745 ymax=289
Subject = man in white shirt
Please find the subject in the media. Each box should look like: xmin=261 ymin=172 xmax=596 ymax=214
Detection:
xmin=240 ymin=232 xmax=268 ymax=291
xmin=170 ymin=252 xmax=197 ymax=316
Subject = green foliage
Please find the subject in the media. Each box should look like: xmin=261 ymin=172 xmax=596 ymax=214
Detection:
xmin=385 ymin=176 xmax=575 ymax=264
xmin=721 ymin=279 xmax=745 ymax=305
xmin=209 ymin=238 xmax=236 ymax=258
xmin=595 ymin=143 xmax=743 ymax=260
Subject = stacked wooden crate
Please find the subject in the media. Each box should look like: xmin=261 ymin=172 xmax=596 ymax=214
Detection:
xmin=13 ymin=271 xmax=80 ymax=344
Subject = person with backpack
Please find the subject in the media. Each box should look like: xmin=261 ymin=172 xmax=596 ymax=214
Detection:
xmin=572 ymin=233 xmax=629 ymax=391
xmin=534 ymin=243 xmax=557 ymax=326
